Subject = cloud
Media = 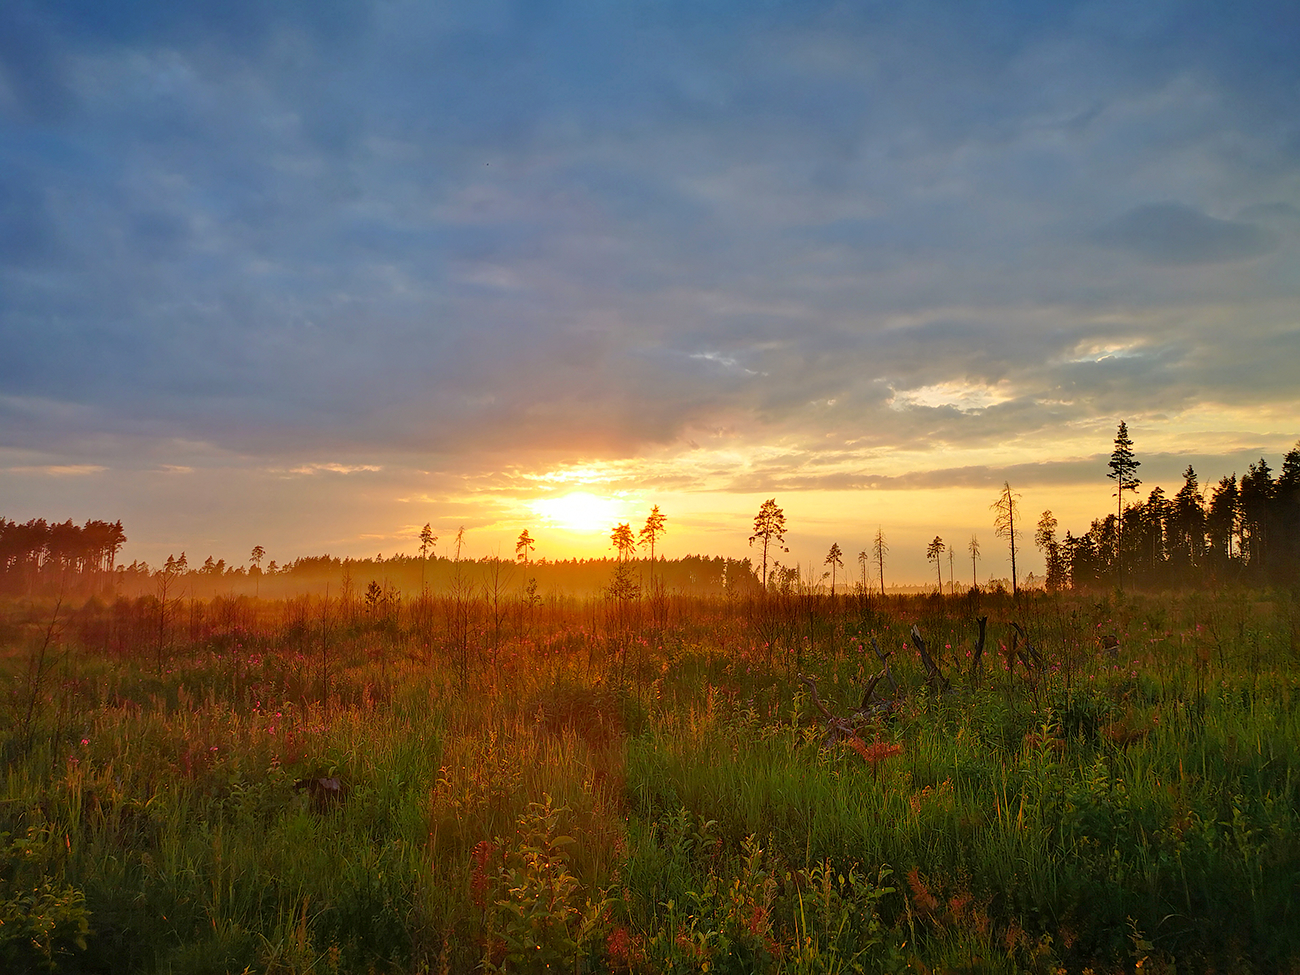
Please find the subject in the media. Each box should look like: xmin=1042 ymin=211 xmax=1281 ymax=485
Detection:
xmin=5 ymin=464 xmax=106 ymax=476
xmin=1092 ymin=203 xmax=1278 ymax=265
xmin=0 ymin=0 xmax=1297 ymax=564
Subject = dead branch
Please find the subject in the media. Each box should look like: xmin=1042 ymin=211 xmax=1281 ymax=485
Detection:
xmin=800 ymin=676 xmax=857 ymax=743
xmin=1011 ymin=621 xmax=1043 ymax=671
xmin=855 ymin=667 xmax=896 ymax=719
xmin=911 ymin=624 xmax=951 ymax=695
xmin=800 ymin=674 xmax=836 ymax=720
xmin=868 ymin=637 xmax=901 ymax=695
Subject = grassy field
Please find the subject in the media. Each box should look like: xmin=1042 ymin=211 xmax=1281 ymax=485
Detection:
xmin=2 ymin=586 xmax=1298 ymax=973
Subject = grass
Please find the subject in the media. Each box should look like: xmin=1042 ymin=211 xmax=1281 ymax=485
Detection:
xmin=1 ymin=587 xmax=1298 ymax=973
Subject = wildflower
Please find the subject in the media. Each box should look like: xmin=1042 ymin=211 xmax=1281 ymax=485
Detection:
xmin=846 ymin=736 xmax=902 ymax=767
xmin=81 ymin=738 xmax=89 ymax=746
xmin=469 ymin=840 xmax=497 ymax=910
xmin=907 ymin=868 xmax=939 ymax=914
xmin=607 ymin=927 xmax=634 ymax=967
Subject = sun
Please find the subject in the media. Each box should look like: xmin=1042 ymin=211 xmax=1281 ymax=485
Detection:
xmin=530 ymin=491 xmax=625 ymax=533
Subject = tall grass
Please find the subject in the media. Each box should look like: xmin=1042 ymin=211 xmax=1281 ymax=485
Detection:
xmin=1 ymin=587 xmax=1297 ymax=972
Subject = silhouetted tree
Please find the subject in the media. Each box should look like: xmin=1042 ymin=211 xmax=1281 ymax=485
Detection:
xmin=639 ymin=505 xmax=667 ymax=588
xmin=610 ymin=523 xmax=636 ymax=561
xmin=1240 ymin=459 xmax=1275 ymax=578
xmin=925 ymin=536 xmax=945 ymax=592
xmin=872 ymin=527 xmax=888 ymax=597
xmin=638 ymin=506 xmax=667 ymax=561
xmin=1035 ymin=511 xmax=1067 ymax=592
xmin=250 ymin=545 xmax=265 ymax=598
xmin=1137 ymin=486 xmax=1169 ymax=585
xmin=157 ymin=552 xmax=186 ymax=674
xmin=515 ymin=529 xmax=535 ymax=565
xmin=824 ymin=542 xmax=843 ymax=595
xmin=418 ymin=523 xmax=438 ymax=597
xmin=1107 ymin=421 xmax=1141 ymax=591
xmin=991 ymin=482 xmax=1022 ymax=596
xmin=749 ymin=499 xmax=788 ymax=592
xmin=1206 ymin=475 xmax=1240 ymax=576
xmin=1168 ymin=466 xmax=1206 ymax=580
xmin=1277 ymin=443 xmax=1300 ymax=583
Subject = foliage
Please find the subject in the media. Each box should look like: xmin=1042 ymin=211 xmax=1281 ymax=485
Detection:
xmin=0 ymin=827 xmax=91 ymax=973
xmin=2 ymin=587 xmax=1300 ymax=973
xmin=484 ymin=795 xmax=610 ymax=973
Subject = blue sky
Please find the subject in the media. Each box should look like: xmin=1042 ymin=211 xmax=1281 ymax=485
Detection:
xmin=2 ymin=0 xmax=1298 ymax=581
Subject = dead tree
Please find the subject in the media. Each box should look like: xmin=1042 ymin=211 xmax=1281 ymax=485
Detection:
xmin=801 ymin=676 xmax=857 ymax=744
xmin=802 ymin=667 xmax=895 ymax=744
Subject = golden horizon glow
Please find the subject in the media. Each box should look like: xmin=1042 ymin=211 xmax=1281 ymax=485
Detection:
xmin=530 ymin=491 xmax=632 ymax=534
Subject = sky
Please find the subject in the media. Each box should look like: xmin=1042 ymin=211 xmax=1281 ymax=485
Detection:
xmin=2 ymin=0 xmax=1298 ymax=585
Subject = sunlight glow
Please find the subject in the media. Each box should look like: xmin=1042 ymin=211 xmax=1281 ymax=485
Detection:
xmin=891 ymin=380 xmax=1015 ymax=412
xmin=530 ymin=491 xmax=627 ymax=533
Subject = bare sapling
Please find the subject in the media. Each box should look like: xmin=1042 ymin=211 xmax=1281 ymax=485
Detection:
xmin=19 ymin=595 xmax=66 ymax=757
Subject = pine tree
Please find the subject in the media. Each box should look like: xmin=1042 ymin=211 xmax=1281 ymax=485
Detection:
xmin=515 ymin=529 xmax=534 ymax=564
xmin=749 ymin=499 xmax=788 ymax=592
xmin=1107 ymin=421 xmax=1141 ymax=591
xmin=824 ymin=542 xmax=843 ymax=595
xmin=925 ymin=537 xmax=945 ymax=593
xmin=610 ymin=523 xmax=636 ymax=561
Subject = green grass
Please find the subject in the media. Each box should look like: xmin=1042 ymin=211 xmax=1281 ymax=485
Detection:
xmin=2 ymin=588 xmax=1298 ymax=972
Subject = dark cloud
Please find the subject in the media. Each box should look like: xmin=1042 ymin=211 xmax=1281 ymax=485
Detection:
xmin=0 ymin=0 xmax=1297 ymax=490
xmin=1093 ymin=203 xmax=1277 ymax=265
xmin=0 ymin=175 xmax=61 ymax=266
xmin=0 ymin=3 xmax=75 ymax=120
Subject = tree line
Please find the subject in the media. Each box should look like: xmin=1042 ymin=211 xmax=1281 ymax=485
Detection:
xmin=1042 ymin=427 xmax=1300 ymax=591
xmin=5 ymin=427 xmax=1297 ymax=600
xmin=765 ymin=425 xmax=1299 ymax=598
xmin=0 ymin=517 xmax=126 ymax=595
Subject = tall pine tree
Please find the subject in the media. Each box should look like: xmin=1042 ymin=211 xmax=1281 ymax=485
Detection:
xmin=1107 ymin=421 xmax=1141 ymax=590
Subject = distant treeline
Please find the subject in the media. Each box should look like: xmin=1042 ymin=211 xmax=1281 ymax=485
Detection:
xmin=103 ymin=552 xmax=768 ymax=600
xmin=1058 ymin=442 xmax=1300 ymax=590
xmin=0 ymin=518 xmax=127 ymax=596
xmin=5 ymin=437 xmax=1297 ymax=600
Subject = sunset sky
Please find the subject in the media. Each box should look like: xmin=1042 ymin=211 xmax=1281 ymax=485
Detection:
xmin=3 ymin=1 xmax=1298 ymax=585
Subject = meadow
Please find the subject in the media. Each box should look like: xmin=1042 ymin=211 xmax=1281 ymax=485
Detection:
xmin=2 ymin=584 xmax=1298 ymax=974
